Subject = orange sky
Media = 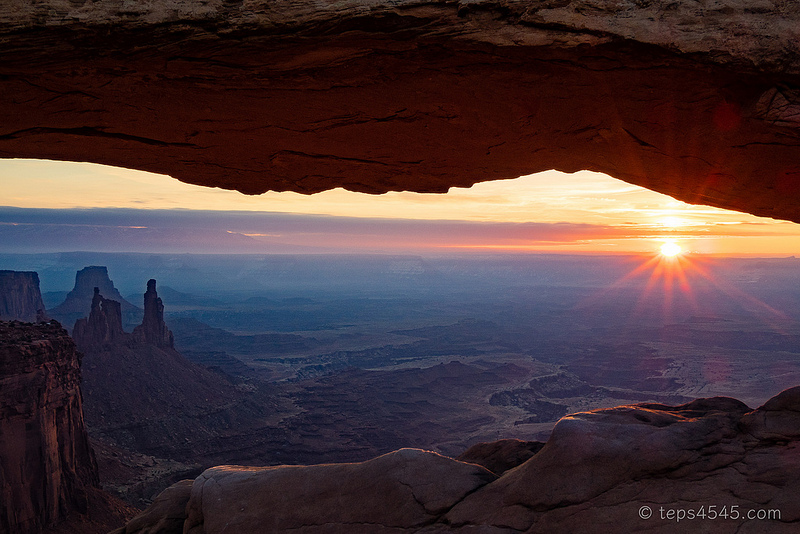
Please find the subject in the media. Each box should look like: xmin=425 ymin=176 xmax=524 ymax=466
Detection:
xmin=2 ymin=158 xmax=800 ymax=255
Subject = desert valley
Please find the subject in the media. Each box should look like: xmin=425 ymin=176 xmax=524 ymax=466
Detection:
xmin=3 ymin=0 xmax=800 ymax=532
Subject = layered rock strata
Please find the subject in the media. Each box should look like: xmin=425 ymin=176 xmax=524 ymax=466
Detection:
xmin=121 ymin=387 xmax=800 ymax=533
xmin=0 ymin=321 xmax=98 ymax=534
xmin=0 ymin=270 xmax=48 ymax=322
xmin=1 ymin=2 xmax=800 ymax=222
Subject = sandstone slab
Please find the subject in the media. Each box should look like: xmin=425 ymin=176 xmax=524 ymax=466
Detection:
xmin=183 ymin=448 xmax=497 ymax=534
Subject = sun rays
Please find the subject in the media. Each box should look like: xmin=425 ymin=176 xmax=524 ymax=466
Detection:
xmin=574 ymin=244 xmax=793 ymax=335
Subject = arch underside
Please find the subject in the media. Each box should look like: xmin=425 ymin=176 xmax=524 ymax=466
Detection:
xmin=1 ymin=20 xmax=800 ymax=222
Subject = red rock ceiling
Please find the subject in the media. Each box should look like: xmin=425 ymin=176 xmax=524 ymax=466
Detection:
xmin=1 ymin=22 xmax=800 ymax=222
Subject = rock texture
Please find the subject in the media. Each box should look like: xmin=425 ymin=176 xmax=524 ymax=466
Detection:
xmin=109 ymin=480 xmax=193 ymax=534
xmin=0 ymin=270 xmax=48 ymax=322
xmin=72 ymin=287 xmax=126 ymax=350
xmin=0 ymin=320 xmax=98 ymax=534
xmin=446 ymin=392 xmax=800 ymax=533
xmin=132 ymin=280 xmax=173 ymax=349
xmin=183 ymin=449 xmax=496 ymax=534
xmin=121 ymin=388 xmax=800 ymax=533
xmin=1 ymin=2 xmax=800 ymax=222
xmin=456 ymin=438 xmax=545 ymax=476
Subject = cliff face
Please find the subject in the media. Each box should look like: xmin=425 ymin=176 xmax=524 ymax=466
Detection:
xmin=1 ymin=2 xmax=800 ymax=222
xmin=74 ymin=281 xmax=276 ymax=503
xmin=0 ymin=270 xmax=48 ymax=322
xmin=120 ymin=388 xmax=800 ymax=533
xmin=0 ymin=321 xmax=98 ymax=534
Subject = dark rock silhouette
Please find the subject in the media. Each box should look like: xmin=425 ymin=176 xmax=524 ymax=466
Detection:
xmin=3 ymin=3 xmax=800 ymax=223
xmin=0 ymin=321 xmax=98 ymax=534
xmin=132 ymin=279 xmax=173 ymax=349
xmin=456 ymin=438 xmax=546 ymax=476
xmin=121 ymin=388 xmax=800 ymax=533
xmin=72 ymin=287 xmax=126 ymax=351
xmin=51 ymin=266 xmax=139 ymax=328
xmin=73 ymin=280 xmax=275 ymax=506
xmin=109 ymin=480 xmax=193 ymax=534
xmin=0 ymin=270 xmax=48 ymax=322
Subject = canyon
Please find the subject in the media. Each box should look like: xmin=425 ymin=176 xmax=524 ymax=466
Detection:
xmin=0 ymin=319 xmax=134 ymax=534
xmin=118 ymin=388 xmax=800 ymax=533
xmin=3 ymin=1 xmax=800 ymax=533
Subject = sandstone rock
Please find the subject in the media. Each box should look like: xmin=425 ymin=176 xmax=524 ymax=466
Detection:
xmin=0 ymin=321 xmax=98 ymax=534
xmin=741 ymin=385 xmax=800 ymax=441
xmin=1 ymin=3 xmax=800 ymax=222
xmin=75 ymin=279 xmax=278 ymax=495
xmin=110 ymin=479 xmax=193 ymax=534
xmin=132 ymin=280 xmax=173 ymax=349
xmin=456 ymin=439 xmax=545 ymax=476
xmin=183 ymin=449 xmax=496 ymax=534
xmin=72 ymin=287 xmax=127 ymax=351
xmin=446 ymin=395 xmax=799 ymax=533
xmin=0 ymin=270 xmax=48 ymax=322
xmin=118 ymin=388 xmax=800 ymax=533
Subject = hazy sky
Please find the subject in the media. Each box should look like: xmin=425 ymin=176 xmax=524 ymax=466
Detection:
xmin=2 ymin=158 xmax=800 ymax=255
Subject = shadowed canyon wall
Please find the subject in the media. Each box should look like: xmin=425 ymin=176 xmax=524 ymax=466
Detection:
xmin=1 ymin=1 xmax=800 ymax=221
xmin=0 ymin=271 xmax=47 ymax=323
xmin=0 ymin=320 xmax=98 ymax=534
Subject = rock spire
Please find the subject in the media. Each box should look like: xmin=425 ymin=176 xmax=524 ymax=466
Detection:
xmin=72 ymin=287 xmax=125 ymax=351
xmin=132 ymin=279 xmax=173 ymax=348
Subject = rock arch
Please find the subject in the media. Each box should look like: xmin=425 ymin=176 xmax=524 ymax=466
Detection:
xmin=1 ymin=1 xmax=799 ymax=221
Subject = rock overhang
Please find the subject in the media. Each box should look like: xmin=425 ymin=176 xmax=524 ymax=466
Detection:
xmin=1 ymin=1 xmax=800 ymax=222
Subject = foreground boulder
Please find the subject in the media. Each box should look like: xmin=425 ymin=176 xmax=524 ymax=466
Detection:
xmin=183 ymin=449 xmax=496 ymax=533
xmin=122 ymin=388 xmax=800 ymax=533
xmin=446 ymin=393 xmax=800 ymax=533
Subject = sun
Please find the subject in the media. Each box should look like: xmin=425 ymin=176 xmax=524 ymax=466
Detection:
xmin=660 ymin=241 xmax=682 ymax=257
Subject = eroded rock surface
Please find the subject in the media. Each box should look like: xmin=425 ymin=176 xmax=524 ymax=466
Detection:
xmin=132 ymin=280 xmax=174 ymax=349
xmin=0 ymin=270 xmax=48 ymax=322
xmin=122 ymin=388 xmax=800 ymax=533
xmin=183 ymin=449 xmax=497 ymax=534
xmin=1 ymin=2 xmax=800 ymax=221
xmin=73 ymin=287 xmax=126 ymax=350
xmin=0 ymin=321 xmax=97 ymax=534
xmin=446 ymin=392 xmax=800 ymax=533
xmin=109 ymin=479 xmax=193 ymax=534
xmin=71 ymin=280 xmax=280 ymax=506
xmin=456 ymin=438 xmax=545 ymax=476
